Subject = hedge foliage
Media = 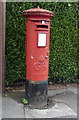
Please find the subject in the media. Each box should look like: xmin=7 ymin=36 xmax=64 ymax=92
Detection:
xmin=6 ymin=2 xmax=79 ymax=85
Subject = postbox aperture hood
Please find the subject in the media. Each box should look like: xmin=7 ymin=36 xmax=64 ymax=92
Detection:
xmin=23 ymin=6 xmax=54 ymax=18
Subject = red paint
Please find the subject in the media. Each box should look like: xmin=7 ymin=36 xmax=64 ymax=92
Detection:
xmin=23 ymin=7 xmax=54 ymax=81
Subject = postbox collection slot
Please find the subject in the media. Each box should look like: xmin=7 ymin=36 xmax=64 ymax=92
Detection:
xmin=37 ymin=25 xmax=48 ymax=29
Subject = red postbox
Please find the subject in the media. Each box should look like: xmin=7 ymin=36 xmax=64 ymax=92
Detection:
xmin=23 ymin=6 xmax=54 ymax=109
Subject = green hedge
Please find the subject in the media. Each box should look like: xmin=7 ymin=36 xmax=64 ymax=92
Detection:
xmin=6 ymin=2 xmax=78 ymax=85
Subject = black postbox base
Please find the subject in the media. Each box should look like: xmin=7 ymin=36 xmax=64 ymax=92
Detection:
xmin=25 ymin=80 xmax=48 ymax=109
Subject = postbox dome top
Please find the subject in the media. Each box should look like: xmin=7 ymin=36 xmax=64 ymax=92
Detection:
xmin=23 ymin=6 xmax=54 ymax=17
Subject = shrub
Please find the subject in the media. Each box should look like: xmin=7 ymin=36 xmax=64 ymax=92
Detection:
xmin=6 ymin=2 xmax=78 ymax=85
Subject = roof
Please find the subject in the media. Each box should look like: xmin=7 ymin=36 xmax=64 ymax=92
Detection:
xmin=23 ymin=6 xmax=54 ymax=17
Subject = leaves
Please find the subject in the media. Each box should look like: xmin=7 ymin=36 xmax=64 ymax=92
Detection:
xmin=21 ymin=98 xmax=28 ymax=105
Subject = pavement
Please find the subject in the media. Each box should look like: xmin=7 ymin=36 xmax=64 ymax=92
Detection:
xmin=1 ymin=84 xmax=78 ymax=119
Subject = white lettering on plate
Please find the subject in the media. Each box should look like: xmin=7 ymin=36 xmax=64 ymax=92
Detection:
xmin=38 ymin=33 xmax=46 ymax=47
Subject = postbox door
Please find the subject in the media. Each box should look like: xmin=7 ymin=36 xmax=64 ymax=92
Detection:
xmin=29 ymin=21 xmax=50 ymax=81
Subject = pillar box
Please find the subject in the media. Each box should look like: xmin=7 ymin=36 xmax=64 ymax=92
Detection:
xmin=23 ymin=6 xmax=54 ymax=109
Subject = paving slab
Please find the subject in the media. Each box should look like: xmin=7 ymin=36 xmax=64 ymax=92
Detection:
xmin=52 ymin=91 xmax=77 ymax=113
xmin=48 ymin=88 xmax=67 ymax=97
xmin=48 ymin=86 xmax=77 ymax=97
xmin=66 ymin=86 xmax=77 ymax=94
xmin=24 ymin=102 xmax=77 ymax=118
xmin=2 ymin=97 xmax=25 ymax=118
